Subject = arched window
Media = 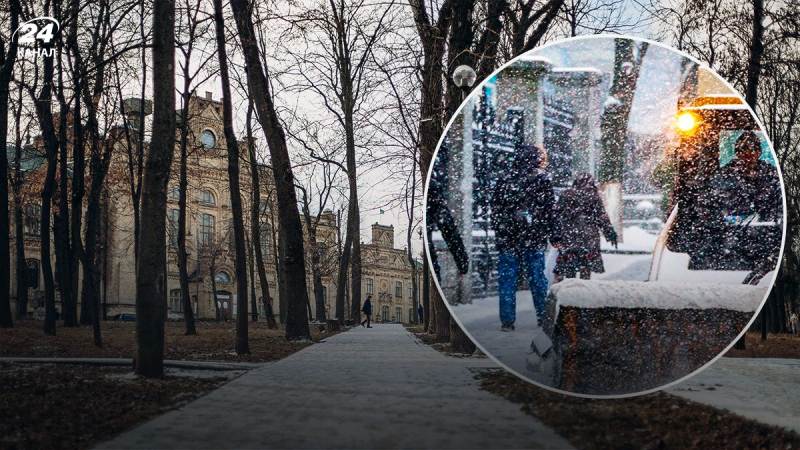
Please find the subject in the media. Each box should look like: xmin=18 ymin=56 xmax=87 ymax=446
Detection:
xmin=201 ymin=129 xmax=216 ymax=149
xmin=199 ymin=213 xmax=215 ymax=247
xmin=214 ymin=272 xmax=230 ymax=284
xmin=381 ymin=305 xmax=389 ymax=322
xmin=168 ymin=185 xmax=180 ymax=200
xmin=396 ymin=307 xmax=403 ymax=323
xmin=24 ymin=204 xmax=41 ymax=235
xmin=169 ymin=289 xmax=182 ymax=312
xmin=199 ymin=189 xmax=215 ymax=206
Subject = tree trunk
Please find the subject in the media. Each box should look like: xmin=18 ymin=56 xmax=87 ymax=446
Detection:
xmin=433 ymin=289 xmax=450 ymax=342
xmin=134 ymin=0 xmax=176 ymax=378
xmin=246 ymin=100 xmax=277 ymax=329
xmin=213 ymin=0 xmax=249 ymax=353
xmin=423 ymin=250 xmax=430 ymax=332
xmin=70 ymin=92 xmax=84 ymax=327
xmin=210 ymin=260 xmax=220 ymax=321
xmin=599 ymin=39 xmax=648 ymax=239
xmin=335 ymin=205 xmax=353 ymax=325
xmin=248 ymin=238 xmax=258 ymax=322
xmin=0 ymin=0 xmax=20 ymax=328
xmin=178 ymin=76 xmax=196 ymax=336
xmin=744 ymin=0 xmax=764 ymax=110
xmin=55 ymin=49 xmax=73 ymax=328
xmin=33 ymin=27 xmax=60 ymax=336
xmin=229 ymin=0 xmax=312 ymax=341
xmin=450 ymin=317 xmax=475 ymax=353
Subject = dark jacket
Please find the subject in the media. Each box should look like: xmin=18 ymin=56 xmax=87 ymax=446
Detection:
xmin=491 ymin=153 xmax=560 ymax=253
xmin=711 ymin=159 xmax=781 ymax=221
xmin=555 ymin=173 xmax=615 ymax=252
xmin=362 ymin=299 xmax=372 ymax=316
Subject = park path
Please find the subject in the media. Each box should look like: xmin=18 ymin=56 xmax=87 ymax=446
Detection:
xmin=97 ymin=324 xmax=573 ymax=449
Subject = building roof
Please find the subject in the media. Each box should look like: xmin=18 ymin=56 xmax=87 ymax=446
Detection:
xmin=6 ymin=144 xmax=46 ymax=172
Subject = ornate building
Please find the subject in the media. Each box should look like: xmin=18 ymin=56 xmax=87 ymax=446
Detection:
xmin=9 ymin=93 xmax=420 ymax=323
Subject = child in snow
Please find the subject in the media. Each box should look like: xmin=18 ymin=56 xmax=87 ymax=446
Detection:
xmin=553 ymin=172 xmax=617 ymax=282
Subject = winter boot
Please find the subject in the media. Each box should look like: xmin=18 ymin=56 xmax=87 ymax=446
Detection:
xmin=501 ymin=323 xmax=515 ymax=332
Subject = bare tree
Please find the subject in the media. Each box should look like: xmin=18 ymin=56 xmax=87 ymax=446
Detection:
xmin=0 ymin=0 xmax=21 ymax=328
xmin=175 ymin=0 xmax=214 ymax=335
xmin=246 ymin=99 xmax=278 ymax=329
xmin=228 ymin=0 xmax=311 ymax=341
xmin=134 ymin=0 xmax=177 ymax=378
xmin=213 ymin=0 xmax=250 ymax=353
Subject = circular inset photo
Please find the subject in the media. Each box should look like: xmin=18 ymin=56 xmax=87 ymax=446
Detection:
xmin=424 ymin=35 xmax=785 ymax=397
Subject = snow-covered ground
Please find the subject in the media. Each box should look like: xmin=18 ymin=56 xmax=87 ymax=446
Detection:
xmin=667 ymin=358 xmax=800 ymax=434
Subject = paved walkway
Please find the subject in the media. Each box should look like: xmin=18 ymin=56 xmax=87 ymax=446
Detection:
xmin=668 ymin=357 xmax=800 ymax=434
xmin=97 ymin=324 xmax=573 ymax=449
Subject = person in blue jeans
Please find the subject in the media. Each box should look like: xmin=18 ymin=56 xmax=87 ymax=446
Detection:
xmin=490 ymin=143 xmax=560 ymax=332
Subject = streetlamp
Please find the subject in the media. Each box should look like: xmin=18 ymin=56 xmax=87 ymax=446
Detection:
xmin=452 ymin=65 xmax=477 ymax=102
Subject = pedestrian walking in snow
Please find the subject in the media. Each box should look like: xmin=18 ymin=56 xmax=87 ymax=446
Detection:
xmin=491 ymin=143 xmax=561 ymax=332
xmin=553 ymin=172 xmax=618 ymax=282
xmin=790 ymin=312 xmax=798 ymax=335
xmin=361 ymin=296 xmax=373 ymax=328
xmin=417 ymin=304 xmax=423 ymax=323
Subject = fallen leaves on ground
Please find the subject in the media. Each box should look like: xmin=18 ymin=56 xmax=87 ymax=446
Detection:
xmin=0 ymin=320 xmax=337 ymax=363
xmin=725 ymin=332 xmax=800 ymax=359
xmin=0 ymin=362 xmax=228 ymax=450
xmin=478 ymin=370 xmax=800 ymax=450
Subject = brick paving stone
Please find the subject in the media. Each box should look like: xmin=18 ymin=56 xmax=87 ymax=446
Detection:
xmin=97 ymin=324 xmax=573 ymax=449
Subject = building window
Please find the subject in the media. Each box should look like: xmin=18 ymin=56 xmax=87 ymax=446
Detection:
xmin=169 ymin=289 xmax=182 ymax=312
xmin=25 ymin=259 xmax=40 ymax=290
xmin=395 ymin=281 xmax=402 ymax=298
xmin=201 ymin=129 xmax=216 ymax=149
xmin=168 ymin=209 xmax=179 ymax=247
xmin=259 ymin=224 xmax=270 ymax=258
xmin=200 ymin=189 xmax=215 ymax=206
xmin=365 ymin=278 xmax=373 ymax=295
xmin=322 ymin=286 xmax=327 ymax=304
xmin=199 ymin=213 xmax=215 ymax=247
xmin=24 ymin=204 xmax=41 ymax=235
xmin=408 ymin=282 xmax=413 ymax=298
xmin=169 ymin=185 xmax=180 ymax=201
xmin=396 ymin=307 xmax=403 ymax=323
xmin=381 ymin=305 xmax=389 ymax=322
xmin=258 ymin=200 xmax=270 ymax=215
xmin=215 ymin=272 xmax=230 ymax=284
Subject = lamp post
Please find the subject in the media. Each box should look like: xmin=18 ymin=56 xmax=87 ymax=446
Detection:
xmin=450 ymin=65 xmax=476 ymax=305
xmin=452 ymin=65 xmax=477 ymax=103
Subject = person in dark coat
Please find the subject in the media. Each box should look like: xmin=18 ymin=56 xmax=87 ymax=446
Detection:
xmin=491 ymin=143 xmax=561 ymax=331
xmin=553 ymin=172 xmax=617 ymax=281
xmin=417 ymin=304 xmax=423 ymax=323
xmin=711 ymin=131 xmax=780 ymax=222
xmin=361 ymin=296 xmax=373 ymax=328
xmin=695 ymin=131 xmax=782 ymax=270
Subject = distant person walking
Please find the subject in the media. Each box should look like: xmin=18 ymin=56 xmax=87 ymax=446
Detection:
xmin=361 ymin=296 xmax=373 ymax=328
xmin=491 ymin=143 xmax=561 ymax=332
xmin=417 ymin=304 xmax=423 ymax=323
xmin=790 ymin=312 xmax=799 ymax=335
xmin=553 ymin=172 xmax=617 ymax=282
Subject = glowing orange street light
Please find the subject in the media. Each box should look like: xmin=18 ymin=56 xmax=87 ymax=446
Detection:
xmin=677 ymin=112 xmax=697 ymax=132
